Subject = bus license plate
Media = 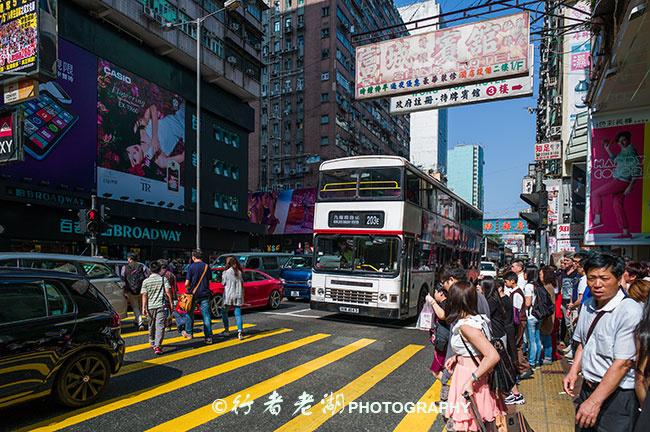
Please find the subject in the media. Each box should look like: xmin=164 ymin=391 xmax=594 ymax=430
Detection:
xmin=291 ymin=291 xmax=300 ymax=297
xmin=340 ymin=306 xmax=359 ymax=314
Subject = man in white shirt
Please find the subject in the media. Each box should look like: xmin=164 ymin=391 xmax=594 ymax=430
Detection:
xmin=563 ymin=253 xmax=642 ymax=431
xmin=510 ymin=260 xmax=526 ymax=290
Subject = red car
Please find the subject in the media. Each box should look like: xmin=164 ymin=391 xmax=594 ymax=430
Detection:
xmin=176 ymin=267 xmax=283 ymax=317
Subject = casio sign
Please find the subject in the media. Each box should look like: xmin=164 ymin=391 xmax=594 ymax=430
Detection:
xmin=103 ymin=66 xmax=132 ymax=84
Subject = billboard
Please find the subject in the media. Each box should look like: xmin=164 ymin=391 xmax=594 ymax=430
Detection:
xmin=482 ymin=218 xmax=529 ymax=235
xmin=502 ymin=234 xmax=525 ymax=253
xmin=0 ymin=109 xmax=23 ymax=163
xmin=248 ymin=188 xmax=316 ymax=235
xmin=0 ymin=39 xmax=97 ymax=190
xmin=0 ymin=0 xmax=38 ymax=75
xmin=535 ymin=141 xmax=561 ymax=161
xmin=545 ymin=179 xmax=561 ymax=226
xmin=585 ymin=110 xmax=650 ymax=245
xmin=355 ymin=12 xmax=530 ymax=100
xmin=97 ymin=61 xmax=186 ymax=209
xmin=561 ymin=1 xmax=591 ymax=145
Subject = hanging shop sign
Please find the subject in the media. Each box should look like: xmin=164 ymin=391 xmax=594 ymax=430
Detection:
xmin=356 ymin=12 xmax=530 ymax=100
xmin=534 ymin=141 xmax=562 ymax=161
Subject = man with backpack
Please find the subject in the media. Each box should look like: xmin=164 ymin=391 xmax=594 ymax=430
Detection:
xmin=122 ymin=253 xmax=150 ymax=330
xmin=185 ymin=249 xmax=213 ymax=344
xmin=504 ymin=271 xmax=532 ymax=379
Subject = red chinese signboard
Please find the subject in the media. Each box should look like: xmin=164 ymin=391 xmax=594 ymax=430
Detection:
xmin=535 ymin=141 xmax=561 ymax=160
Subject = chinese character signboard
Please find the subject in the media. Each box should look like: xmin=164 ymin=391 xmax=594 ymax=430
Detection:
xmin=535 ymin=141 xmax=561 ymax=161
xmin=483 ymin=218 xmax=529 ymax=234
xmin=390 ymin=75 xmax=533 ymax=114
xmin=585 ymin=110 xmax=650 ymax=245
xmin=557 ymin=223 xmax=584 ymax=240
xmin=355 ymin=12 xmax=530 ymax=100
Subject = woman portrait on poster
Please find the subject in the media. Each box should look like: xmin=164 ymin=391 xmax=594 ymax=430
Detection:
xmin=588 ymin=131 xmax=641 ymax=239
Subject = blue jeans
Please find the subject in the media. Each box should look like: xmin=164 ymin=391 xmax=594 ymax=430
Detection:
xmin=188 ymin=298 xmax=213 ymax=338
xmin=221 ymin=305 xmax=243 ymax=332
xmin=527 ymin=316 xmax=542 ymax=366
xmin=541 ymin=333 xmax=553 ymax=361
xmin=172 ymin=311 xmax=191 ymax=334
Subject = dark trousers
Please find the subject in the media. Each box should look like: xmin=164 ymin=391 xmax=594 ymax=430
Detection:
xmin=515 ymin=318 xmax=530 ymax=373
xmin=575 ymin=382 xmax=639 ymax=432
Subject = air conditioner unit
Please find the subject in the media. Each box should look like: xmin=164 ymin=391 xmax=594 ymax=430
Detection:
xmin=227 ymin=56 xmax=238 ymax=64
xmin=302 ymin=166 xmax=309 ymax=173
xmin=550 ymin=126 xmax=562 ymax=136
xmin=261 ymin=91 xmax=267 ymax=97
xmin=254 ymin=43 xmax=262 ymax=50
xmin=273 ymin=167 xmax=281 ymax=174
xmin=553 ymin=95 xmax=562 ymax=104
xmin=246 ymin=68 xmax=255 ymax=76
xmin=289 ymin=169 xmax=296 ymax=175
xmin=546 ymin=77 xmax=557 ymax=87
xmin=230 ymin=23 xmax=240 ymax=31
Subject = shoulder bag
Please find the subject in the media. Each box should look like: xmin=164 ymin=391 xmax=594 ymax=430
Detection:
xmin=178 ymin=264 xmax=208 ymax=313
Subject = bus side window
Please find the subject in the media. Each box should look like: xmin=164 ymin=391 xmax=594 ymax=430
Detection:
xmin=406 ymin=171 xmax=420 ymax=205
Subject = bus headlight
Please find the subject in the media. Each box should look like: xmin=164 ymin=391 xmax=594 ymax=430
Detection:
xmin=280 ymin=278 xmax=286 ymax=284
xmin=379 ymin=293 xmax=387 ymax=302
xmin=307 ymin=279 xmax=312 ymax=288
xmin=317 ymin=288 xmax=324 ymax=296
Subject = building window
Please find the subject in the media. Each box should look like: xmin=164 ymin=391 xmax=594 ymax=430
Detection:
xmin=321 ymin=115 xmax=329 ymax=125
xmin=321 ymin=92 xmax=329 ymax=102
xmin=213 ymin=194 xmax=222 ymax=209
xmin=285 ymin=0 xmax=292 ymax=8
xmin=232 ymin=166 xmax=240 ymax=180
xmin=223 ymin=164 xmax=231 ymax=178
xmin=285 ymin=17 xmax=292 ymax=28
xmin=321 ymin=72 xmax=329 ymax=81
xmin=321 ymin=136 xmax=329 ymax=145
xmin=274 ymin=21 xmax=280 ymax=32
xmin=321 ymin=28 xmax=329 ymax=38
xmin=213 ymin=160 xmax=224 ymax=175
xmin=321 ymin=48 xmax=330 ymax=59
xmin=322 ymin=6 xmax=330 ymax=16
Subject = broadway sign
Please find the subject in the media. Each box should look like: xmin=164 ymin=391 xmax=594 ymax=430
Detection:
xmin=355 ymin=12 xmax=530 ymax=100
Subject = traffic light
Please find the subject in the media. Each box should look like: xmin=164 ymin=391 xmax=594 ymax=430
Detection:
xmin=519 ymin=191 xmax=548 ymax=230
xmin=77 ymin=209 xmax=88 ymax=235
xmin=86 ymin=208 xmax=100 ymax=234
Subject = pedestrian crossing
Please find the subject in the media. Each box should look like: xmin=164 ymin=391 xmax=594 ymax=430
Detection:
xmin=13 ymin=318 xmax=451 ymax=432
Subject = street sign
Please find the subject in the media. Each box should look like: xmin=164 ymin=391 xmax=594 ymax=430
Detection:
xmin=534 ymin=141 xmax=562 ymax=160
xmin=355 ymin=12 xmax=530 ymax=100
xmin=3 ymin=78 xmax=39 ymax=104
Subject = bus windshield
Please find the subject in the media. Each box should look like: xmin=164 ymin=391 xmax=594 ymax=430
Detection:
xmin=319 ymin=167 xmax=402 ymax=200
xmin=314 ymin=235 xmax=400 ymax=276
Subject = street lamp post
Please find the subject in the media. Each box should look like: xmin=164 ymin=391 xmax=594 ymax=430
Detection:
xmin=164 ymin=0 xmax=241 ymax=250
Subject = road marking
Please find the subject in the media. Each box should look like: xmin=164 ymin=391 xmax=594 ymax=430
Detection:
xmin=145 ymin=338 xmax=376 ymax=432
xmin=261 ymin=308 xmax=312 ymax=316
xmin=392 ymin=380 xmax=442 ymax=432
xmin=117 ymin=328 xmax=292 ymax=376
xmin=125 ymin=324 xmax=256 ymax=353
xmin=121 ymin=319 xmax=223 ymax=339
xmin=24 ymin=333 xmax=331 ymax=432
xmin=275 ymin=344 xmax=424 ymax=432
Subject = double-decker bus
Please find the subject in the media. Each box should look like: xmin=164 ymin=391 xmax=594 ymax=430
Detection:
xmin=310 ymin=156 xmax=482 ymax=319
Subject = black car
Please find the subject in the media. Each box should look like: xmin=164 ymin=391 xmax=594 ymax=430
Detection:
xmin=0 ymin=269 xmax=125 ymax=409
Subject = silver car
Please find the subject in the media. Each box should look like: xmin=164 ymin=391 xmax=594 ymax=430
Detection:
xmin=0 ymin=253 xmax=128 ymax=317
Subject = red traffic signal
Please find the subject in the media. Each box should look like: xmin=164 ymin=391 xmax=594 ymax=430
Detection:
xmin=87 ymin=209 xmax=98 ymax=221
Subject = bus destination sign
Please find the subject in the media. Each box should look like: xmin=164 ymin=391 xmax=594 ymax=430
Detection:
xmin=328 ymin=211 xmax=384 ymax=228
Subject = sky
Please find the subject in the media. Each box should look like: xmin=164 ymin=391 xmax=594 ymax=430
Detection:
xmin=394 ymin=0 xmax=542 ymax=218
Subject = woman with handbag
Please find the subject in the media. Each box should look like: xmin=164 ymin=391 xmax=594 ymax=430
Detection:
xmin=445 ymin=281 xmax=503 ymax=432
xmin=221 ymin=256 xmax=246 ymax=340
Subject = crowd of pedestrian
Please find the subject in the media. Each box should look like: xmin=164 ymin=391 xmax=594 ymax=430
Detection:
xmin=423 ymin=251 xmax=650 ymax=432
xmin=119 ymin=249 xmax=246 ymax=355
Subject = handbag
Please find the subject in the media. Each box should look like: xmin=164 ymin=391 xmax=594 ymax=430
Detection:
xmin=460 ymin=330 xmax=517 ymax=396
xmin=434 ymin=322 xmax=450 ymax=352
xmin=178 ymin=264 xmax=208 ymax=313
xmin=416 ymin=302 xmax=434 ymax=330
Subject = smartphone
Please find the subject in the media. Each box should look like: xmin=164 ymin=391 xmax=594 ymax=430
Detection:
xmin=22 ymin=90 xmax=79 ymax=160
xmin=167 ymin=160 xmax=180 ymax=192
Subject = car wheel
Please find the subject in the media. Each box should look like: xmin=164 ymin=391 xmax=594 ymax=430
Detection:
xmin=55 ymin=351 xmax=110 ymax=408
xmin=210 ymin=294 xmax=224 ymax=317
xmin=268 ymin=290 xmax=282 ymax=309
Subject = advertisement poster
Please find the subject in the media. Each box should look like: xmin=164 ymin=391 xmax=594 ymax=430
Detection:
xmin=356 ymin=12 xmax=529 ymax=100
xmin=248 ymin=188 xmax=316 ymax=235
xmin=544 ymin=179 xmax=561 ymax=226
xmin=0 ymin=39 xmax=97 ymax=190
xmin=0 ymin=0 xmax=38 ymax=75
xmin=585 ymin=111 xmax=649 ymax=245
xmin=97 ymin=61 xmax=186 ymax=209
xmin=502 ymin=234 xmax=525 ymax=254
xmin=0 ymin=110 xmax=22 ymax=163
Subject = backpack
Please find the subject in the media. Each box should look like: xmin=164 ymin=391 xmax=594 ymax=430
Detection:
xmin=125 ymin=263 xmax=146 ymax=295
xmin=532 ymin=284 xmax=555 ymax=320
xmin=511 ymin=288 xmax=525 ymax=326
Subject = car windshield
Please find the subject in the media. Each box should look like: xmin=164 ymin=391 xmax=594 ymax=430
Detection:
xmin=480 ymin=263 xmax=496 ymax=271
xmin=211 ymin=269 xmax=224 ymax=282
xmin=213 ymin=256 xmax=247 ymax=267
xmin=318 ymin=167 xmax=402 ymax=200
xmin=314 ymin=235 xmax=400 ymax=276
xmin=284 ymin=256 xmax=313 ymax=269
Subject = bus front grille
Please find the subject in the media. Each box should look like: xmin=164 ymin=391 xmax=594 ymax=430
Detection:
xmin=325 ymin=288 xmax=377 ymax=304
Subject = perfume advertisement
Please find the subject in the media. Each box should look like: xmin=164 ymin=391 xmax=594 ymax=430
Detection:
xmin=562 ymin=1 xmax=590 ymax=142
